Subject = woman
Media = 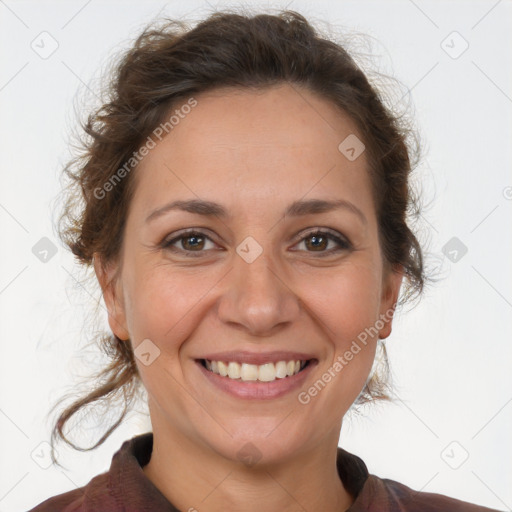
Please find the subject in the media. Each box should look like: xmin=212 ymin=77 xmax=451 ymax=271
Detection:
xmin=28 ymin=9 xmax=503 ymax=512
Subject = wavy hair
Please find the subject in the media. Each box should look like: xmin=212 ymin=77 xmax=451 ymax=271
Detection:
xmin=50 ymin=9 xmax=426 ymax=464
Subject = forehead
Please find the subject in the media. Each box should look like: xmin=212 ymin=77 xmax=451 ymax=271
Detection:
xmin=130 ymin=84 xmax=373 ymax=220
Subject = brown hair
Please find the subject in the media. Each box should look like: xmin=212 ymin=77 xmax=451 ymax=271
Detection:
xmin=50 ymin=9 xmax=425 ymax=463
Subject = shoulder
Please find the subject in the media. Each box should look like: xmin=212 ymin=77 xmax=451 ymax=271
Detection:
xmin=25 ymin=433 xmax=161 ymax=512
xmin=26 ymin=487 xmax=85 ymax=512
xmin=350 ymin=474 xmax=504 ymax=512
xmin=26 ymin=471 xmax=115 ymax=512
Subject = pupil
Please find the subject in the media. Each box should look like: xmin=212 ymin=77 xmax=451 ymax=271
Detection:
xmin=184 ymin=235 xmax=203 ymax=250
xmin=308 ymin=235 xmax=326 ymax=251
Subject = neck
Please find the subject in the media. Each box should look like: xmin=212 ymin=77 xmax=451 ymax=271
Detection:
xmin=142 ymin=424 xmax=354 ymax=512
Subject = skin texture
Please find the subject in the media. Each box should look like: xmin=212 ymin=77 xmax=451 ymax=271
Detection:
xmin=94 ymin=83 xmax=403 ymax=512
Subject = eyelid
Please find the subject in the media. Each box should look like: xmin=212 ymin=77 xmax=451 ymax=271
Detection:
xmin=161 ymin=226 xmax=352 ymax=256
xmin=289 ymin=228 xmax=352 ymax=254
xmin=161 ymin=228 xmax=221 ymax=253
xmin=291 ymin=226 xmax=350 ymax=245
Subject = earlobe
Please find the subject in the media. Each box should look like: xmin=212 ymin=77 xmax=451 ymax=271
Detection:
xmin=93 ymin=253 xmax=130 ymax=341
xmin=378 ymin=264 xmax=404 ymax=339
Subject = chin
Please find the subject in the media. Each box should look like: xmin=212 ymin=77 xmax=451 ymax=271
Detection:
xmin=206 ymin=421 xmax=309 ymax=469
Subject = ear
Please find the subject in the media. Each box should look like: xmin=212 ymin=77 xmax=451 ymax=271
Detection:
xmin=378 ymin=264 xmax=404 ymax=340
xmin=93 ymin=253 xmax=130 ymax=341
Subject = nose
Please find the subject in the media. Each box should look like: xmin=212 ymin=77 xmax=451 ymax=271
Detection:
xmin=216 ymin=244 xmax=300 ymax=337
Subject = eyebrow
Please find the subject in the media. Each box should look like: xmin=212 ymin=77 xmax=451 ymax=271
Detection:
xmin=145 ymin=198 xmax=367 ymax=225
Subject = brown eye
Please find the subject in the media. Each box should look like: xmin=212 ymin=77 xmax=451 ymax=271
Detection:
xmin=180 ymin=234 xmax=205 ymax=251
xmin=294 ymin=229 xmax=351 ymax=255
xmin=162 ymin=230 xmax=217 ymax=257
xmin=304 ymin=234 xmax=329 ymax=251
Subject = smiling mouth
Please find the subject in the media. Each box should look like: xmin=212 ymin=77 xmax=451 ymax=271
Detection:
xmin=198 ymin=358 xmax=313 ymax=382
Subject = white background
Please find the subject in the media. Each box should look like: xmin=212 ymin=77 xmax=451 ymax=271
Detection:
xmin=1 ymin=1 xmax=511 ymax=511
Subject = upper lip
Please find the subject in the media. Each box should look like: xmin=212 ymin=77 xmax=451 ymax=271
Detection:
xmin=197 ymin=350 xmax=316 ymax=366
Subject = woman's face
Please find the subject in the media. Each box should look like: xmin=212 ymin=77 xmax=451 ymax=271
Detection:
xmin=97 ymin=84 xmax=402 ymax=465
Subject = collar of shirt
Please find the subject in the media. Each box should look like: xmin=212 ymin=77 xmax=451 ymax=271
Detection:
xmin=87 ymin=432 xmax=370 ymax=511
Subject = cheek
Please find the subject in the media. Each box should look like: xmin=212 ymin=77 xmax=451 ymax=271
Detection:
xmin=125 ymin=255 xmax=382 ymax=348
xmin=123 ymin=265 xmax=206 ymax=395
xmin=300 ymin=260 xmax=382 ymax=343
xmin=299 ymin=261 xmax=381 ymax=390
xmin=123 ymin=262 xmax=222 ymax=349
xmin=122 ymin=265 xmax=194 ymax=345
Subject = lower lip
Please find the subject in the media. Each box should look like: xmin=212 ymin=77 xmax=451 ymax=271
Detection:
xmin=196 ymin=360 xmax=317 ymax=400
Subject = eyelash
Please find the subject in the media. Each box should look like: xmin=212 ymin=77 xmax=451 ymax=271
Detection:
xmin=160 ymin=228 xmax=352 ymax=258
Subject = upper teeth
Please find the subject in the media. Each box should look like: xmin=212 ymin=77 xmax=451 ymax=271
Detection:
xmin=205 ymin=359 xmax=307 ymax=382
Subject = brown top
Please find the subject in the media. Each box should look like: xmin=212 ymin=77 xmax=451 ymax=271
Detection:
xmin=27 ymin=432 xmax=503 ymax=512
